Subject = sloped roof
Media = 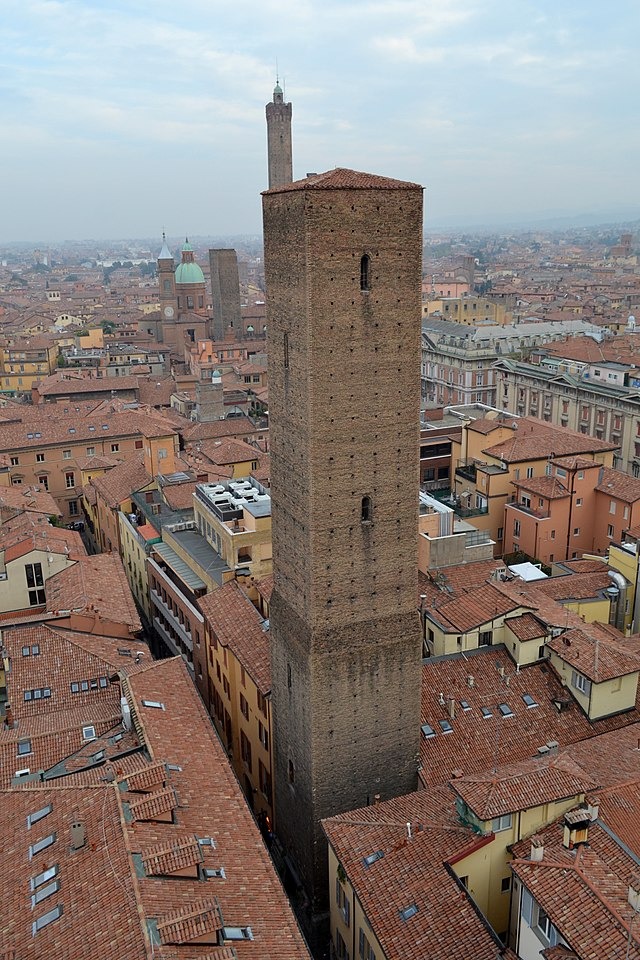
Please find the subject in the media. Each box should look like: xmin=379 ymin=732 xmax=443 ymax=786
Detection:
xmin=198 ymin=581 xmax=270 ymax=693
xmin=322 ymin=786 xmax=500 ymax=960
xmin=264 ymin=167 xmax=422 ymax=194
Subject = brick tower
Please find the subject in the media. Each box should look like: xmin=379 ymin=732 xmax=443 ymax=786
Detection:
xmin=263 ymin=168 xmax=424 ymax=926
xmin=265 ymin=81 xmax=293 ymax=188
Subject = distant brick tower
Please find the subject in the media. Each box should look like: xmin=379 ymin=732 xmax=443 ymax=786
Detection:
xmin=263 ymin=168 xmax=424 ymax=927
xmin=265 ymin=81 xmax=292 ymax=188
xmin=158 ymin=234 xmax=178 ymax=334
xmin=209 ymin=248 xmax=242 ymax=341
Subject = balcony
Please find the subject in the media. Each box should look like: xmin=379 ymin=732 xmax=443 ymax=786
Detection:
xmin=455 ymin=460 xmax=477 ymax=483
xmin=150 ymin=589 xmax=193 ymax=651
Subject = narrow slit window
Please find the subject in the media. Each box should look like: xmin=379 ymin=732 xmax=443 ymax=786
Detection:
xmin=360 ymin=254 xmax=371 ymax=292
xmin=361 ymin=495 xmax=373 ymax=523
xmin=284 ymin=332 xmax=289 ymax=369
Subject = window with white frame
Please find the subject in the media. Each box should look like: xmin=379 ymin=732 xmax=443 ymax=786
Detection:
xmin=571 ymin=670 xmax=591 ymax=696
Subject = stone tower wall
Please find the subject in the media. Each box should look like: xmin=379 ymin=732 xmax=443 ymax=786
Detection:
xmin=266 ymin=100 xmax=293 ymax=189
xmin=264 ymin=177 xmax=424 ymax=915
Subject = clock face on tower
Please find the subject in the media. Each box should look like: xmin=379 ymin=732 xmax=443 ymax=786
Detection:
xmin=163 ymin=305 xmax=175 ymax=319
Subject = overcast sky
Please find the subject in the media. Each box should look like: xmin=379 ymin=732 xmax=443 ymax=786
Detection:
xmin=2 ymin=0 xmax=639 ymax=242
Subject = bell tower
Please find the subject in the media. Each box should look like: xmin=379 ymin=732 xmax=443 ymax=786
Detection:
xmin=263 ymin=168 xmax=424 ymax=928
xmin=157 ymin=234 xmax=178 ymax=336
xmin=265 ymin=80 xmax=293 ymax=189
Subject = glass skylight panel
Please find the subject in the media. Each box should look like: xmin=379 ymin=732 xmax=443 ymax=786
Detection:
xmin=197 ymin=836 xmax=217 ymax=847
xmin=460 ymin=700 xmax=471 ymax=711
xmin=399 ymin=904 xmax=418 ymax=921
xmin=438 ymin=719 xmax=453 ymax=734
xmin=522 ymin=694 xmax=538 ymax=709
xmin=202 ymin=867 xmax=226 ymax=879
xmin=18 ymin=739 xmax=32 ymax=756
xmin=363 ymin=850 xmax=384 ymax=867
xmin=481 ymin=707 xmax=493 ymax=719
xmin=31 ymin=879 xmax=60 ymax=907
xmin=30 ymin=865 xmax=59 ymax=891
xmin=32 ymin=904 xmax=63 ymax=936
xmin=82 ymin=725 xmax=96 ymax=741
xmin=421 ymin=723 xmax=436 ymax=738
xmin=498 ymin=703 xmax=514 ymax=717
xmin=27 ymin=804 xmax=52 ymax=829
xmin=222 ymin=927 xmax=253 ymax=941
xmin=29 ymin=833 xmax=56 ymax=859
xmin=141 ymin=700 xmax=165 ymax=710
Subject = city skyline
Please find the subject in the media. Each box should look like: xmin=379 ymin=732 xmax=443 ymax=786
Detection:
xmin=2 ymin=0 xmax=639 ymax=242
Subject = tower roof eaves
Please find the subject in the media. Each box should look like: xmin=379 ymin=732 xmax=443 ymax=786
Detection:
xmin=262 ymin=167 xmax=423 ymax=195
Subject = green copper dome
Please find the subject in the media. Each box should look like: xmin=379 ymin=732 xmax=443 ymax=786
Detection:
xmin=175 ymin=237 xmax=204 ymax=284
xmin=175 ymin=261 xmax=205 ymax=284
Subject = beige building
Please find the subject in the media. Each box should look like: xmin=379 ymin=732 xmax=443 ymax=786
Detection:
xmin=193 ymin=477 xmax=272 ymax=580
xmin=494 ymin=354 xmax=640 ymax=475
xmin=0 ymin=513 xmax=84 ymax=614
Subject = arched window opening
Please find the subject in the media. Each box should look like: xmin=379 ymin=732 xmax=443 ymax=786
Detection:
xmin=361 ymin=495 xmax=373 ymax=523
xmin=360 ymin=254 xmax=371 ymax=292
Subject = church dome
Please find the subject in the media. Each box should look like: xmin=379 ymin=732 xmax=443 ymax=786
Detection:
xmin=175 ymin=261 xmax=205 ymax=284
xmin=175 ymin=238 xmax=205 ymax=285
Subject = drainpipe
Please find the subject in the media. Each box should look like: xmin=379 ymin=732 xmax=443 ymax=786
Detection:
xmin=565 ymin=465 xmax=576 ymax=561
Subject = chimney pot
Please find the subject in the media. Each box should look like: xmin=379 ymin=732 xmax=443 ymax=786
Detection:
xmin=4 ymin=703 xmax=14 ymax=729
xmin=530 ymin=836 xmax=544 ymax=861
xmin=70 ymin=819 xmax=86 ymax=850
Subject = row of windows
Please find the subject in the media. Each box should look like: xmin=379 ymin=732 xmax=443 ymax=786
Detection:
xmin=10 ymin=440 xmax=135 ymax=468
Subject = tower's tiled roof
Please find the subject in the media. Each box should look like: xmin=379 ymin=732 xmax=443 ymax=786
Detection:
xmin=263 ymin=167 xmax=422 ymax=194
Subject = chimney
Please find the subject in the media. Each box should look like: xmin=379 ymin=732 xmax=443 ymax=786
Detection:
xmin=70 ymin=818 xmax=86 ymax=850
xmin=373 ymin=794 xmax=381 ymax=805
xmin=4 ymin=703 xmax=14 ymax=729
xmin=466 ymin=674 xmax=475 ymax=688
xmin=562 ymin=808 xmax=591 ymax=849
xmin=530 ymin=835 xmax=544 ymax=861
xmin=546 ymin=740 xmax=559 ymax=756
xmin=585 ymin=794 xmax=600 ymax=822
xmin=447 ymin=697 xmax=456 ymax=720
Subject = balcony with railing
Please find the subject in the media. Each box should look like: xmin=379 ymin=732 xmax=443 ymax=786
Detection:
xmin=150 ymin=588 xmax=194 ymax=652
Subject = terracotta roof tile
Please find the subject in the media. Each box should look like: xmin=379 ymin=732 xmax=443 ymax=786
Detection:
xmin=199 ymin=582 xmax=271 ymax=693
xmin=483 ymin=417 xmax=617 ymax=462
xmin=142 ymin=835 xmax=203 ymax=877
xmin=264 ymin=167 xmax=422 ymax=194
xmin=90 ymin=452 xmax=151 ymax=508
xmin=452 ymin=754 xmax=596 ymax=820
xmin=547 ymin=626 xmax=640 ymax=681
xmin=419 ymin=646 xmax=640 ymax=787
xmin=322 ymin=786 xmax=499 ymax=960
xmin=157 ymin=899 xmax=222 ymax=945
xmin=596 ymin=466 xmax=640 ymax=503
xmin=504 ymin=612 xmax=548 ymax=641
xmin=45 ymin=553 xmax=141 ymax=632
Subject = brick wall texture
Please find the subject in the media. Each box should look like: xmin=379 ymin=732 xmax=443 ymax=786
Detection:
xmin=263 ymin=173 xmax=424 ymax=914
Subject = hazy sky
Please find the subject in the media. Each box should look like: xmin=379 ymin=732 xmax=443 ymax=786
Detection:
xmin=2 ymin=0 xmax=639 ymax=242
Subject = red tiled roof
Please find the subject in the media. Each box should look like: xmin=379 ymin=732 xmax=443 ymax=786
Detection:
xmin=198 ymin=582 xmax=271 ymax=693
xmin=264 ymin=167 xmax=422 ymax=195
xmin=322 ymin=786 xmax=500 ymax=960
xmin=504 ymin=612 xmax=548 ymax=641
xmin=547 ymin=626 xmax=640 ymax=682
xmin=419 ymin=647 xmax=640 ymax=788
xmin=428 ymin=582 xmax=525 ymax=632
xmin=510 ymin=791 xmax=640 ymax=960
xmin=482 ymin=417 xmax=617 ymax=462
xmin=595 ymin=466 xmax=640 ymax=503
xmin=451 ymin=753 xmax=596 ymax=820
xmin=90 ymin=453 xmax=151 ymax=508
xmin=45 ymin=553 xmax=141 ymax=632
xmin=512 ymin=476 xmax=570 ymax=499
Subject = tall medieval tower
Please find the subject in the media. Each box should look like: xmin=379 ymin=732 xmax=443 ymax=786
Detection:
xmin=265 ymin=81 xmax=293 ymax=188
xmin=263 ymin=168 xmax=424 ymax=922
